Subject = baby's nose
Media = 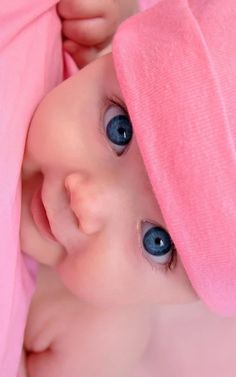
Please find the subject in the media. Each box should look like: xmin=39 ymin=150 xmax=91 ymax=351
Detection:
xmin=64 ymin=173 xmax=106 ymax=235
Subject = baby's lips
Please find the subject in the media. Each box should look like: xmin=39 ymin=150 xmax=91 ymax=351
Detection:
xmin=30 ymin=184 xmax=58 ymax=243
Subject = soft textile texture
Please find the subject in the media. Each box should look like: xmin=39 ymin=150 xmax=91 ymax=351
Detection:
xmin=0 ymin=1 xmax=63 ymax=375
xmin=113 ymin=0 xmax=236 ymax=315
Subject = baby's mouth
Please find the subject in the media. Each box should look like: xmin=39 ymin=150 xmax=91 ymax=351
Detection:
xmin=30 ymin=183 xmax=57 ymax=242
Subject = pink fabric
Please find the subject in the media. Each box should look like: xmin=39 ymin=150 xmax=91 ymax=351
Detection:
xmin=113 ymin=0 xmax=236 ymax=315
xmin=0 ymin=1 xmax=63 ymax=375
xmin=139 ymin=0 xmax=160 ymax=10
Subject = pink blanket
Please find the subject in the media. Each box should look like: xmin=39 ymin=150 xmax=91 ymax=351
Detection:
xmin=0 ymin=1 xmax=63 ymax=375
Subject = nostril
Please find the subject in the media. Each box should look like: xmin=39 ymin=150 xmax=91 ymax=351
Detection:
xmin=72 ymin=210 xmax=80 ymax=229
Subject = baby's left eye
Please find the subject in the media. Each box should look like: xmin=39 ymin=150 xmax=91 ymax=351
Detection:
xmin=142 ymin=222 xmax=173 ymax=265
xmin=103 ymin=104 xmax=132 ymax=156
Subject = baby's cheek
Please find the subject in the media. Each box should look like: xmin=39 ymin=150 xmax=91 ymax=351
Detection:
xmin=55 ymin=251 xmax=142 ymax=307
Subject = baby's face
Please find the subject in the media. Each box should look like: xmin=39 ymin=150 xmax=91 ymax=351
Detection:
xmin=21 ymin=53 xmax=196 ymax=307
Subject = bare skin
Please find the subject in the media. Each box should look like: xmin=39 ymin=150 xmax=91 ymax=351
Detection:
xmin=20 ymin=54 xmax=197 ymax=376
xmin=23 ymin=268 xmax=236 ymax=377
xmin=24 ymin=266 xmax=154 ymax=377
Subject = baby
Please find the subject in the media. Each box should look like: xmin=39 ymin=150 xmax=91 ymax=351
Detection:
xmin=20 ymin=0 xmax=236 ymax=376
xmin=21 ymin=53 xmax=196 ymax=377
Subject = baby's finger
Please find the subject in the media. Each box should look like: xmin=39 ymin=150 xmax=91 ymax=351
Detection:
xmin=62 ymin=18 xmax=114 ymax=47
xmin=63 ymin=39 xmax=78 ymax=54
xmin=58 ymin=0 xmax=108 ymax=20
xmin=63 ymin=41 xmax=99 ymax=68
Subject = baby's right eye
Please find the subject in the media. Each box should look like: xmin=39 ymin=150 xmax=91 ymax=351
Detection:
xmin=141 ymin=222 xmax=174 ymax=266
xmin=103 ymin=104 xmax=133 ymax=156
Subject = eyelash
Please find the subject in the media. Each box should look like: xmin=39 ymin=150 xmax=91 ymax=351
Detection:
xmin=146 ymin=244 xmax=177 ymax=273
xmin=165 ymin=244 xmax=177 ymax=272
xmin=102 ymin=96 xmax=129 ymax=120
xmin=109 ymin=96 xmax=128 ymax=112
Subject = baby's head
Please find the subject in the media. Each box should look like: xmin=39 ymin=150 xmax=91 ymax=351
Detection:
xmin=21 ymin=0 xmax=236 ymax=315
xmin=21 ymin=52 xmax=196 ymax=309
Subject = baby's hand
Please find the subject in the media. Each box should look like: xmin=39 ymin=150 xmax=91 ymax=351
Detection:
xmin=58 ymin=0 xmax=138 ymax=68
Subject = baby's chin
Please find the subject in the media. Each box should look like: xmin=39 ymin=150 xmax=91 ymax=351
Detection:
xmin=25 ymin=265 xmax=152 ymax=377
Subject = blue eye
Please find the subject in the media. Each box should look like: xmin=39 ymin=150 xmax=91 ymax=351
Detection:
xmin=104 ymin=104 xmax=132 ymax=155
xmin=106 ymin=115 xmax=132 ymax=146
xmin=142 ymin=223 xmax=173 ymax=265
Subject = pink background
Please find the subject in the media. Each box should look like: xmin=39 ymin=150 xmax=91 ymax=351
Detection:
xmin=0 ymin=1 xmax=63 ymax=375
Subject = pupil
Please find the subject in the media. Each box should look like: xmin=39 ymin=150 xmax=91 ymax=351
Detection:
xmin=118 ymin=127 xmax=125 ymax=135
xmin=106 ymin=115 xmax=133 ymax=146
xmin=155 ymin=237 xmax=161 ymax=245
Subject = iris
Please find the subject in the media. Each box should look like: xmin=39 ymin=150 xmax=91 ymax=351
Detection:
xmin=143 ymin=227 xmax=172 ymax=256
xmin=106 ymin=115 xmax=132 ymax=146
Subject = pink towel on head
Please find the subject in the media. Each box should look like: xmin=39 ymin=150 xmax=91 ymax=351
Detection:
xmin=0 ymin=1 xmax=63 ymax=375
xmin=113 ymin=0 xmax=236 ymax=316
xmin=139 ymin=0 xmax=160 ymax=10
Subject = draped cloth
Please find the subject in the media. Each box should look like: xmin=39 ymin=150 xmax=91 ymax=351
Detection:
xmin=0 ymin=2 xmax=63 ymax=375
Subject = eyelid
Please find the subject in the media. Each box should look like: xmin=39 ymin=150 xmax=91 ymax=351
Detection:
xmin=102 ymin=96 xmax=128 ymax=116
